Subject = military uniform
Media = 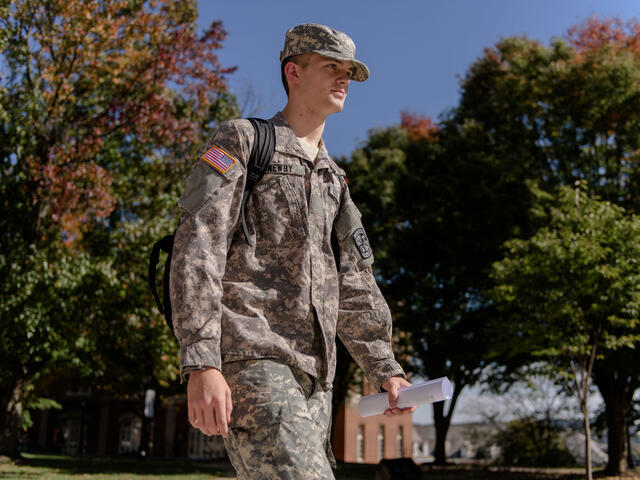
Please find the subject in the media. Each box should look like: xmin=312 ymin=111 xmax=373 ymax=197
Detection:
xmin=222 ymin=359 xmax=334 ymax=478
xmin=170 ymin=23 xmax=404 ymax=480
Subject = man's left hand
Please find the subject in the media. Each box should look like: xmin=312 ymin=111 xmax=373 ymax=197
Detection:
xmin=381 ymin=376 xmax=417 ymax=417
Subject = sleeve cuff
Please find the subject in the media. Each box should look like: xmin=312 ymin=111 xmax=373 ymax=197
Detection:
xmin=364 ymin=360 xmax=406 ymax=393
xmin=180 ymin=365 xmax=206 ymax=384
xmin=180 ymin=340 xmax=221 ymax=384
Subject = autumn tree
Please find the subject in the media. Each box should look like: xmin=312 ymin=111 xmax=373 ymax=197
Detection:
xmin=490 ymin=184 xmax=640 ymax=480
xmin=454 ymin=17 xmax=640 ymax=474
xmin=0 ymin=0 xmax=238 ymax=457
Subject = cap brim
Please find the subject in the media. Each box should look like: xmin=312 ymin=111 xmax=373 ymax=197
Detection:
xmin=312 ymin=50 xmax=370 ymax=82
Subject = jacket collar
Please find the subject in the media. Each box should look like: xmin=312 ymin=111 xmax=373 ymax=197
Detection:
xmin=270 ymin=112 xmax=346 ymax=176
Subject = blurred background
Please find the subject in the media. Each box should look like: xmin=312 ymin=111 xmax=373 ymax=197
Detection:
xmin=1 ymin=1 xmax=639 ymax=478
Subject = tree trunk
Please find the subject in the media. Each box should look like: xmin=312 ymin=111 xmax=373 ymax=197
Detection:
xmin=139 ymin=415 xmax=153 ymax=458
xmin=627 ymin=422 xmax=635 ymax=470
xmin=593 ymin=370 xmax=634 ymax=475
xmin=582 ymin=398 xmax=593 ymax=480
xmin=574 ymin=356 xmax=594 ymax=480
xmin=0 ymin=379 xmax=26 ymax=459
xmin=604 ymin=393 xmax=628 ymax=474
xmin=432 ymin=385 xmax=461 ymax=465
xmin=432 ymin=401 xmax=449 ymax=465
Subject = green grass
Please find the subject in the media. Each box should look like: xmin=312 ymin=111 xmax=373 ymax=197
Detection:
xmin=0 ymin=454 xmax=381 ymax=480
xmin=1 ymin=454 xmax=638 ymax=480
xmin=0 ymin=453 xmax=235 ymax=480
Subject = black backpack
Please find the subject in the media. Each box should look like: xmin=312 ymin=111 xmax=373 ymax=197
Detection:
xmin=148 ymin=118 xmax=276 ymax=332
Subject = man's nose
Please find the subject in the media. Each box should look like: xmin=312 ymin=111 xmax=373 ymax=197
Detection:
xmin=337 ymin=74 xmax=350 ymax=86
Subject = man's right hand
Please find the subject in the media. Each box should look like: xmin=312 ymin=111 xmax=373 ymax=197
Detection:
xmin=187 ymin=367 xmax=233 ymax=438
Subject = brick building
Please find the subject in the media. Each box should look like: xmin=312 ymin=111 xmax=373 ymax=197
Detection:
xmin=331 ymin=379 xmax=413 ymax=463
xmin=28 ymin=378 xmax=413 ymax=463
xmin=28 ymin=386 xmax=225 ymax=459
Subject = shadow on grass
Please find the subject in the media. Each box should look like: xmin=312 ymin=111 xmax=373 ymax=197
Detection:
xmin=334 ymin=462 xmax=379 ymax=480
xmin=419 ymin=464 xmax=640 ymax=480
xmin=333 ymin=462 xmax=594 ymax=480
xmin=11 ymin=455 xmax=638 ymax=480
xmin=14 ymin=453 xmax=235 ymax=477
xmin=0 ymin=472 xmax=43 ymax=479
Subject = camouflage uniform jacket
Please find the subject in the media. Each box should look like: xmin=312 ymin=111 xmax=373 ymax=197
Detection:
xmin=170 ymin=112 xmax=405 ymax=390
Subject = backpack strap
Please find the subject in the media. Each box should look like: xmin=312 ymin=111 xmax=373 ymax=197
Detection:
xmin=148 ymin=118 xmax=276 ymax=332
xmin=148 ymin=233 xmax=176 ymax=331
xmin=241 ymin=117 xmax=276 ymax=246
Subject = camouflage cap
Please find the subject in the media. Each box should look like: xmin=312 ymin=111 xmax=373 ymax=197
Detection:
xmin=280 ymin=23 xmax=370 ymax=82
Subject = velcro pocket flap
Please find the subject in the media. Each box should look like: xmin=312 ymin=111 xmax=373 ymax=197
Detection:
xmin=334 ymin=203 xmax=374 ymax=270
xmin=179 ymin=160 xmax=241 ymax=214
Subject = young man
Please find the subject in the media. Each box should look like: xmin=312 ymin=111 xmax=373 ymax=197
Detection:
xmin=170 ymin=23 xmax=415 ymax=479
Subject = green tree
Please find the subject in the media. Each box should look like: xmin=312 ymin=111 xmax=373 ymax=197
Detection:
xmin=454 ymin=17 xmax=640 ymax=474
xmin=495 ymin=416 xmax=576 ymax=467
xmin=0 ymin=0 xmax=238 ymax=457
xmin=490 ymin=184 xmax=640 ymax=480
xmin=342 ymin=112 xmax=532 ymax=464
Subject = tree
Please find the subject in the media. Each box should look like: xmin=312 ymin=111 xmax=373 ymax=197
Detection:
xmin=0 ymin=0 xmax=238 ymax=457
xmin=454 ymin=17 xmax=640 ymax=474
xmin=490 ymin=184 xmax=640 ymax=480
xmin=495 ymin=416 xmax=576 ymax=467
xmin=342 ymin=111 xmax=532 ymax=464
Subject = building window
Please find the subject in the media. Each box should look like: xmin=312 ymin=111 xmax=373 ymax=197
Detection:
xmin=61 ymin=419 xmax=82 ymax=455
xmin=118 ymin=414 xmax=141 ymax=454
xmin=377 ymin=425 xmax=385 ymax=460
xmin=396 ymin=425 xmax=404 ymax=458
xmin=412 ymin=441 xmax=420 ymax=458
xmin=423 ymin=441 xmax=430 ymax=456
xmin=356 ymin=424 xmax=365 ymax=463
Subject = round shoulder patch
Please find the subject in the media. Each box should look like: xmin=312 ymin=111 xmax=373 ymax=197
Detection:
xmin=352 ymin=227 xmax=372 ymax=259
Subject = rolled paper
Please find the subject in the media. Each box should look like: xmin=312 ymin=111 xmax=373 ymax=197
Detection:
xmin=357 ymin=377 xmax=453 ymax=417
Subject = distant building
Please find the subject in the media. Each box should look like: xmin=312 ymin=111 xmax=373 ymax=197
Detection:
xmin=331 ymin=378 xmax=413 ymax=463
xmin=28 ymin=385 xmax=225 ymax=459
xmin=412 ymin=423 xmax=613 ymax=467
xmin=28 ymin=379 xmax=414 ymax=462
xmin=562 ymin=431 xmax=608 ymax=467
xmin=412 ymin=423 xmax=500 ymax=463
xmin=32 ymin=380 xmax=610 ymax=468
xmin=32 ymin=380 xmax=499 ymax=464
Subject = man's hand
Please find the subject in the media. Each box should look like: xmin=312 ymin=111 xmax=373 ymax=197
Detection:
xmin=187 ymin=367 xmax=233 ymax=438
xmin=381 ymin=376 xmax=417 ymax=417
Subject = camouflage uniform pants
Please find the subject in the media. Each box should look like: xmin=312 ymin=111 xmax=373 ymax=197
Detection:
xmin=222 ymin=359 xmax=335 ymax=480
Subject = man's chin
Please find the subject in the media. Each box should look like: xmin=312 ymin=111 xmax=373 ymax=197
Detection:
xmin=328 ymin=100 xmax=345 ymax=115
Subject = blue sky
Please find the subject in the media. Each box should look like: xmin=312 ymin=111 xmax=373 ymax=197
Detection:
xmin=197 ymin=0 xmax=639 ymax=159
xmin=196 ymin=1 xmax=636 ymax=424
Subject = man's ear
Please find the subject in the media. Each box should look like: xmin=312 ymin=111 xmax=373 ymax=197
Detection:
xmin=284 ymin=62 xmax=301 ymax=88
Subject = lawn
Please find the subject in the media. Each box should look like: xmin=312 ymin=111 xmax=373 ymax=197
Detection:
xmin=1 ymin=454 xmax=638 ymax=480
xmin=0 ymin=453 xmax=240 ymax=480
xmin=0 ymin=454 xmax=377 ymax=480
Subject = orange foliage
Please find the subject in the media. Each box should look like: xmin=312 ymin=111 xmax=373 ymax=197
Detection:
xmin=38 ymin=161 xmax=115 ymax=246
xmin=567 ymin=16 xmax=640 ymax=56
xmin=8 ymin=0 xmax=235 ymax=243
xmin=400 ymin=111 xmax=439 ymax=141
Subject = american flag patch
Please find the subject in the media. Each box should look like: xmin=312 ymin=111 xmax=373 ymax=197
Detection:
xmin=201 ymin=145 xmax=237 ymax=174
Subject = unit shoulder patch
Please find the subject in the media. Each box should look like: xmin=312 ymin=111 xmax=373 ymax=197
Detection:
xmin=352 ymin=227 xmax=372 ymax=259
xmin=201 ymin=144 xmax=238 ymax=175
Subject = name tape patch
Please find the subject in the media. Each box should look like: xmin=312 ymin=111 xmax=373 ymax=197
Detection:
xmin=266 ymin=163 xmax=306 ymax=175
xmin=201 ymin=144 xmax=237 ymax=175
